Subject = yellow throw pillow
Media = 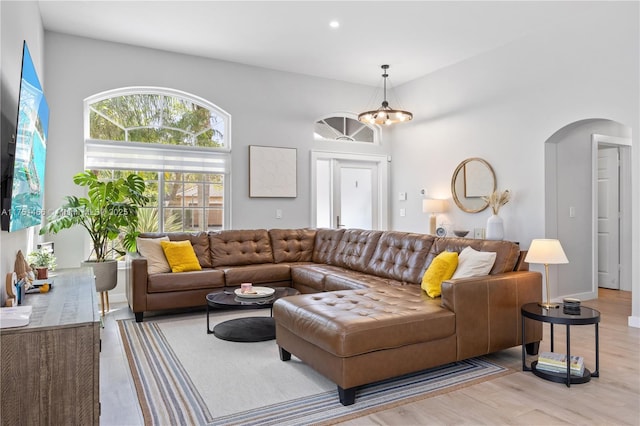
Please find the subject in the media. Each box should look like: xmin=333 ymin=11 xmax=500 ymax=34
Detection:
xmin=160 ymin=240 xmax=202 ymax=273
xmin=421 ymin=251 xmax=459 ymax=298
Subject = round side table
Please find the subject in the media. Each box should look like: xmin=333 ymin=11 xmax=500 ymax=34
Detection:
xmin=521 ymin=302 xmax=600 ymax=387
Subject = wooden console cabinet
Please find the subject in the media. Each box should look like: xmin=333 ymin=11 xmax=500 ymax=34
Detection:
xmin=0 ymin=268 xmax=100 ymax=425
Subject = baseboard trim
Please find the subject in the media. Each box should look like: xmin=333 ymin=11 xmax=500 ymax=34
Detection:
xmin=628 ymin=316 xmax=640 ymax=328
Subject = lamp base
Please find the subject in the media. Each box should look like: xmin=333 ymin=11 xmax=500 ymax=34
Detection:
xmin=538 ymin=302 xmax=560 ymax=309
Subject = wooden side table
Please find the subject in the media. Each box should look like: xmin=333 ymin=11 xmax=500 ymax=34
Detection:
xmin=521 ymin=302 xmax=600 ymax=387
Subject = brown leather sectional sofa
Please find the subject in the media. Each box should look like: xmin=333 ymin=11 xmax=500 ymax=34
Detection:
xmin=126 ymin=228 xmax=542 ymax=404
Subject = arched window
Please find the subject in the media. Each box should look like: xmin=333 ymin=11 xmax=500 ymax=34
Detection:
xmin=314 ymin=113 xmax=380 ymax=144
xmin=84 ymin=87 xmax=231 ymax=233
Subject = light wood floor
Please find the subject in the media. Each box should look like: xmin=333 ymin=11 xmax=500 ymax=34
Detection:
xmin=100 ymin=289 xmax=639 ymax=425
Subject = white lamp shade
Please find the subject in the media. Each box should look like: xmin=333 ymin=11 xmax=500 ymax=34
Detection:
xmin=525 ymin=239 xmax=569 ymax=264
xmin=422 ymin=199 xmax=446 ymax=213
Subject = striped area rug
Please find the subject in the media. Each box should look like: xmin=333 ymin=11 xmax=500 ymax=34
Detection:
xmin=119 ymin=316 xmax=511 ymax=426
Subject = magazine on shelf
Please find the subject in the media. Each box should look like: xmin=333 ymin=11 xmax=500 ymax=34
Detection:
xmin=536 ymin=362 xmax=585 ymax=376
xmin=537 ymin=351 xmax=585 ymax=375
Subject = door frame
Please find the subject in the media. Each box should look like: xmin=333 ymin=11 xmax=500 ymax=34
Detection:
xmin=591 ymin=134 xmax=632 ymax=293
xmin=310 ymin=150 xmax=389 ymax=230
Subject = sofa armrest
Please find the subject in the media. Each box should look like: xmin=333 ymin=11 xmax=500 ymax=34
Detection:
xmin=126 ymin=252 xmax=149 ymax=315
xmin=440 ymin=271 xmax=543 ymax=360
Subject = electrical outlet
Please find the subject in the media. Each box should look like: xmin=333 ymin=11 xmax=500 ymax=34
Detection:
xmin=474 ymin=228 xmax=485 ymax=239
xmin=400 ymin=208 xmax=406 ymax=217
xmin=276 ymin=209 xmax=282 ymax=219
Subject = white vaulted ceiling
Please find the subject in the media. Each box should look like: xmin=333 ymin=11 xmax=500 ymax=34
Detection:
xmin=38 ymin=1 xmax=596 ymax=86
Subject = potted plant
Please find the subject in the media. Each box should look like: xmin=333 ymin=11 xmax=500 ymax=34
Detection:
xmin=27 ymin=248 xmax=57 ymax=279
xmin=41 ymin=171 xmax=148 ymax=293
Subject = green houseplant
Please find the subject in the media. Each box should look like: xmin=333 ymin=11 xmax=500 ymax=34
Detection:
xmin=41 ymin=171 xmax=148 ymax=294
xmin=27 ymin=248 xmax=57 ymax=279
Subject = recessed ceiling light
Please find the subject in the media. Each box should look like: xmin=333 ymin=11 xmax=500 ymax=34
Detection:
xmin=329 ymin=20 xmax=340 ymax=29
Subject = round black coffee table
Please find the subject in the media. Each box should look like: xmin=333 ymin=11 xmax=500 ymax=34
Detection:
xmin=206 ymin=287 xmax=299 ymax=342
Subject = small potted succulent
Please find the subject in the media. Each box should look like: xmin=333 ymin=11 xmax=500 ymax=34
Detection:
xmin=27 ymin=248 xmax=57 ymax=279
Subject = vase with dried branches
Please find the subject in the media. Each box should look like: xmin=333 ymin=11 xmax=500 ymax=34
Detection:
xmin=483 ymin=190 xmax=511 ymax=240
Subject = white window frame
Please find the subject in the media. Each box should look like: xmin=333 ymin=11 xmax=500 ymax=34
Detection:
xmin=314 ymin=112 xmax=381 ymax=145
xmin=83 ymin=86 xmax=232 ymax=230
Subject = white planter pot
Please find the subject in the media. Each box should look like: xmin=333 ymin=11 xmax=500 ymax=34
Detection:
xmin=82 ymin=260 xmax=118 ymax=292
xmin=486 ymin=214 xmax=504 ymax=240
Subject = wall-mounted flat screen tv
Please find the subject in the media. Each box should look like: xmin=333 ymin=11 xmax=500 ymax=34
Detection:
xmin=1 ymin=41 xmax=49 ymax=232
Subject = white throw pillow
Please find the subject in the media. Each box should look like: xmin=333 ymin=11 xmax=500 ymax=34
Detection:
xmin=451 ymin=246 xmax=497 ymax=279
xmin=136 ymin=236 xmax=171 ymax=275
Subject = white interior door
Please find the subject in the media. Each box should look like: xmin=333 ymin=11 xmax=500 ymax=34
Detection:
xmin=334 ymin=162 xmax=377 ymax=229
xmin=597 ymin=147 xmax=620 ymax=289
xmin=312 ymin=152 xmax=388 ymax=230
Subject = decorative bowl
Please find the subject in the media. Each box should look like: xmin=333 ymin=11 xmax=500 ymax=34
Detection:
xmin=453 ymin=230 xmax=470 ymax=237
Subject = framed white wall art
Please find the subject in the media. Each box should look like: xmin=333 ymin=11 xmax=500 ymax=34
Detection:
xmin=249 ymin=145 xmax=297 ymax=197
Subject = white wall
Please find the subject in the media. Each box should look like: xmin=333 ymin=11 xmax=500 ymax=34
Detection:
xmin=43 ymin=32 xmax=391 ymax=300
xmin=0 ymin=1 xmax=46 ymax=305
xmin=389 ymin=3 xmax=639 ymax=323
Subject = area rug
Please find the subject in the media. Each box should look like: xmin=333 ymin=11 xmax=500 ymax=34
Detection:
xmin=119 ymin=311 xmax=512 ymax=426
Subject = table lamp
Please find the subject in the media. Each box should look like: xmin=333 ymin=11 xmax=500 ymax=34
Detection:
xmin=525 ymin=239 xmax=569 ymax=309
xmin=422 ymin=199 xmax=446 ymax=235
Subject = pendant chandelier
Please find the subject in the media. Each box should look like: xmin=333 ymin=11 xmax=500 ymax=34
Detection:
xmin=358 ymin=64 xmax=413 ymax=126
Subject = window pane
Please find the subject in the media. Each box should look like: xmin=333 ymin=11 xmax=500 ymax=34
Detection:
xmin=89 ymin=93 xmax=226 ymax=149
xmin=144 ymin=181 xmax=159 ymax=205
xmin=314 ymin=116 xmax=377 ymax=143
xmin=164 ymin=209 xmax=183 ymax=231
xmin=165 ymin=182 xmax=183 ymax=208
xmin=184 ymin=184 xmax=204 ymax=207
xmin=314 ymin=121 xmax=339 ymax=140
xmin=183 ymin=208 xmax=200 ymax=232
xmin=90 ymin=110 xmax=125 ymax=140
xmin=353 ymin=126 xmax=374 ymax=142
xmin=205 ymin=207 xmax=223 ymax=230
xmin=137 ymin=207 xmax=160 ymax=232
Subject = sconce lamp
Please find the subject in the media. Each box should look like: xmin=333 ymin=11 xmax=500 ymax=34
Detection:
xmin=422 ymin=199 xmax=446 ymax=235
xmin=525 ymin=239 xmax=569 ymax=309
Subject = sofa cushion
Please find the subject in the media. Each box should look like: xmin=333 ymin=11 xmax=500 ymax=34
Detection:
xmin=160 ymin=240 xmax=202 ymax=273
xmin=331 ymin=229 xmax=383 ymax=272
xmin=365 ymin=231 xmax=436 ymax=284
xmin=218 ymin=263 xmax=291 ymax=286
xmin=269 ymin=229 xmax=316 ymax=263
xmin=147 ymin=269 xmax=224 ymax=293
xmin=274 ymin=286 xmax=455 ymax=357
xmin=209 ymin=229 xmax=274 ymax=267
xmin=311 ymin=229 xmax=345 ymax=264
xmin=451 ymin=246 xmax=497 ymax=279
xmin=324 ymin=271 xmax=399 ymax=291
xmin=291 ymin=264 xmax=345 ymax=292
xmin=136 ymin=236 xmax=171 ymax=274
xmin=422 ymin=251 xmax=458 ymax=297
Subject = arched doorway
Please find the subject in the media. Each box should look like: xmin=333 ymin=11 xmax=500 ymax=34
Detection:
xmin=544 ymin=119 xmax=632 ymax=301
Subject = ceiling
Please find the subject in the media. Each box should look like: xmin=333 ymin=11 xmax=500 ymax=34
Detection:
xmin=38 ymin=1 xmax=594 ymax=87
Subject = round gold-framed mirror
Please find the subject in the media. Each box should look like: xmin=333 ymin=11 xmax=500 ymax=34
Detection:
xmin=451 ymin=157 xmax=496 ymax=213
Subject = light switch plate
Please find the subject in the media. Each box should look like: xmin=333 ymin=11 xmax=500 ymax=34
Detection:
xmin=398 ymin=192 xmax=407 ymax=201
xmin=474 ymin=228 xmax=485 ymax=239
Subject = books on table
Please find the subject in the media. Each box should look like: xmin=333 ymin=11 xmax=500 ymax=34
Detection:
xmin=536 ymin=351 xmax=585 ymax=376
